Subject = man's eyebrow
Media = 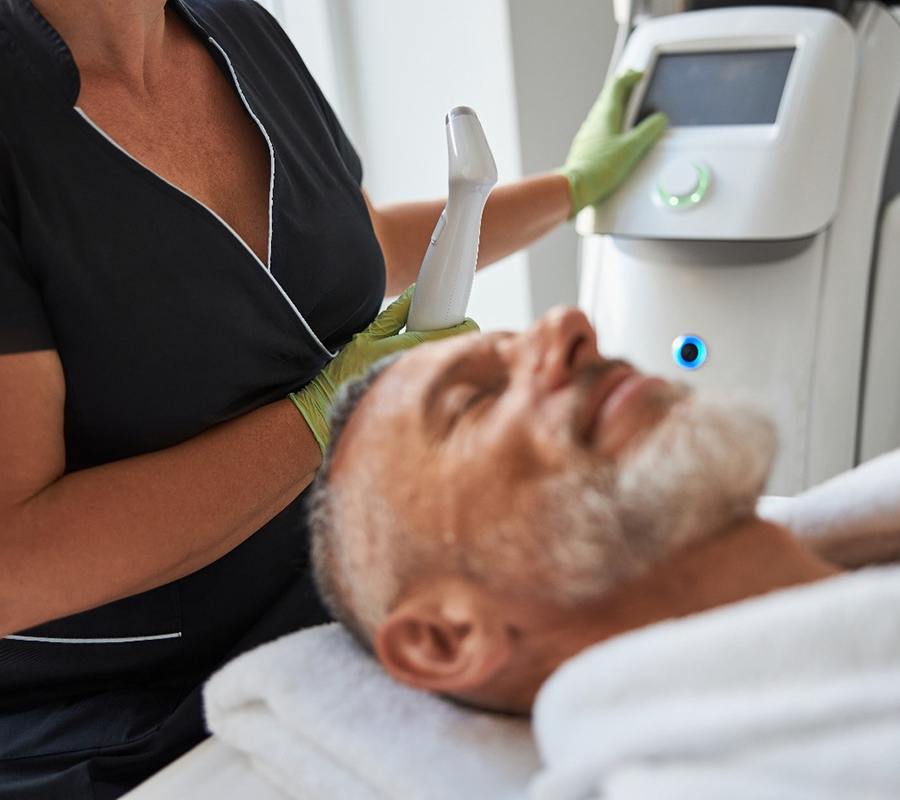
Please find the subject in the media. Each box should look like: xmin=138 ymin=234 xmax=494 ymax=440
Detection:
xmin=420 ymin=333 xmax=513 ymax=427
xmin=421 ymin=351 xmax=482 ymax=421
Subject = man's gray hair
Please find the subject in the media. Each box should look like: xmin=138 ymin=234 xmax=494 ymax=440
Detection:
xmin=307 ymin=354 xmax=402 ymax=649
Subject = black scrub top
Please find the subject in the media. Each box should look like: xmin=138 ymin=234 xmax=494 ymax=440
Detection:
xmin=0 ymin=1 xmax=385 ymax=797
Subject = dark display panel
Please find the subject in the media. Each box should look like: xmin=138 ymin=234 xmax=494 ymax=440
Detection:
xmin=637 ymin=48 xmax=795 ymax=126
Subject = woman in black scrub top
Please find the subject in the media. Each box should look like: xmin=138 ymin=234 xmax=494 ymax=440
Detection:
xmin=0 ymin=1 xmax=666 ymax=797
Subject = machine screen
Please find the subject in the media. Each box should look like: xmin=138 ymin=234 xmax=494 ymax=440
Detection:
xmin=637 ymin=48 xmax=795 ymax=126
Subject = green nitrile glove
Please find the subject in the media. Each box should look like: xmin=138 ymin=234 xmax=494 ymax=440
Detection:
xmin=560 ymin=69 xmax=669 ymax=217
xmin=289 ymin=284 xmax=479 ymax=453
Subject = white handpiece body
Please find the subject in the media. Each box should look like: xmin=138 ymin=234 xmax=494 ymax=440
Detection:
xmin=407 ymin=107 xmax=498 ymax=332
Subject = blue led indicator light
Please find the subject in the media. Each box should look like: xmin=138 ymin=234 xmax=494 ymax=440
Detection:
xmin=673 ymin=334 xmax=708 ymax=370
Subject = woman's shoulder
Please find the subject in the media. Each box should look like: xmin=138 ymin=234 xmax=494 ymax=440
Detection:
xmin=181 ymin=0 xmax=289 ymax=43
xmin=181 ymin=0 xmax=313 ymax=80
xmin=180 ymin=0 xmax=326 ymax=111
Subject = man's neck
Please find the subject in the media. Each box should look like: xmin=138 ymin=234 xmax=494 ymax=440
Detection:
xmin=32 ymin=0 xmax=169 ymax=92
xmin=479 ymin=518 xmax=840 ymax=714
xmin=598 ymin=518 xmax=840 ymax=634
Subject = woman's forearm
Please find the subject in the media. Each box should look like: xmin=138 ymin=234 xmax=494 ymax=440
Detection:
xmin=1 ymin=398 xmax=320 ymax=635
xmin=373 ymin=173 xmax=572 ymax=295
xmin=479 ymin=172 xmax=572 ymax=267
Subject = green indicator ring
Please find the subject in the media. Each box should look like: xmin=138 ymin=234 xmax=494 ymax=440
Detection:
xmin=657 ymin=163 xmax=710 ymax=209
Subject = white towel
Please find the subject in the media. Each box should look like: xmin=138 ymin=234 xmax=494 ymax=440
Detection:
xmin=203 ymin=623 xmax=538 ymax=800
xmin=758 ymin=447 xmax=900 ymax=564
xmin=530 ymin=565 xmax=900 ymax=800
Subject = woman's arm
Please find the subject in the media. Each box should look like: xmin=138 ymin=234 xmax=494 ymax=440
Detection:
xmin=0 ymin=290 xmax=473 ymax=636
xmin=366 ymin=173 xmax=572 ymax=296
xmin=0 ymin=349 xmax=321 ymax=636
xmin=367 ymin=72 xmax=668 ymax=297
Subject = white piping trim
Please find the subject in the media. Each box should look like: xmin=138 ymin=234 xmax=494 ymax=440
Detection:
xmin=5 ymin=632 xmax=182 ymax=644
xmin=73 ymin=99 xmax=334 ymax=359
xmin=207 ymin=37 xmax=335 ymax=359
xmin=208 ymin=37 xmax=275 ymax=273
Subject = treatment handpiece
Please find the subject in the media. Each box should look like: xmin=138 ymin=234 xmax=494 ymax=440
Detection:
xmin=407 ymin=107 xmax=498 ymax=332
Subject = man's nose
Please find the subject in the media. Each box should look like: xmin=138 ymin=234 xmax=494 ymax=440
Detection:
xmin=526 ymin=306 xmax=600 ymax=390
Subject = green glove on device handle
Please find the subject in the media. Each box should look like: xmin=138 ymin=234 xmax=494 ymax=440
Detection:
xmin=290 ymin=285 xmax=479 ymax=454
xmin=560 ymin=69 xmax=669 ymax=217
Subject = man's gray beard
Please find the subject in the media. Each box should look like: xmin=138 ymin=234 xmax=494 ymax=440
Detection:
xmin=537 ymin=392 xmax=777 ymax=606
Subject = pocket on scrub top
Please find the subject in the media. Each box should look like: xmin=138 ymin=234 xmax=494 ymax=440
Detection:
xmin=0 ymin=583 xmax=183 ymax=702
xmin=0 ymin=682 xmax=189 ymax=761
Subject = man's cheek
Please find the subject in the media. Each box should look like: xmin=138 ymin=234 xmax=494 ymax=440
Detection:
xmin=527 ymin=411 xmax=577 ymax=471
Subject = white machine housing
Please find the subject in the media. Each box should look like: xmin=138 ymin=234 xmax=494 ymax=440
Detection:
xmin=578 ymin=4 xmax=900 ymax=493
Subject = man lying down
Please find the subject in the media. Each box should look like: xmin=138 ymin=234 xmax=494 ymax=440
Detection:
xmin=205 ymin=307 xmax=900 ymax=800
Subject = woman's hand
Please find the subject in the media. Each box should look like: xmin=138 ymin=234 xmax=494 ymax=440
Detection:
xmin=560 ymin=69 xmax=668 ymax=217
xmin=289 ymin=285 xmax=478 ymax=452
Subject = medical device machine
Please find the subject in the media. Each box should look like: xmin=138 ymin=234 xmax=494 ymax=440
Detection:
xmin=408 ymin=107 xmax=498 ymax=331
xmin=578 ymin=0 xmax=900 ymax=493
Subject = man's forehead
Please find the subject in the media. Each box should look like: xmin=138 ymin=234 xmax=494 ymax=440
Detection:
xmin=371 ymin=333 xmax=490 ymax=408
xmin=330 ymin=335 xmax=478 ymax=477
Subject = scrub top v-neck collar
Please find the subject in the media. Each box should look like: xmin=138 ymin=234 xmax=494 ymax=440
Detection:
xmin=7 ymin=0 xmax=335 ymax=359
xmin=76 ymin=4 xmax=277 ymax=272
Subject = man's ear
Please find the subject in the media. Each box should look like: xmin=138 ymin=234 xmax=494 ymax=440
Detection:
xmin=374 ymin=579 xmax=514 ymax=694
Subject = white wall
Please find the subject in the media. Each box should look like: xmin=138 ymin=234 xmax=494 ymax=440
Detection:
xmin=506 ymin=0 xmax=617 ymax=317
xmin=273 ymin=1 xmax=618 ymax=331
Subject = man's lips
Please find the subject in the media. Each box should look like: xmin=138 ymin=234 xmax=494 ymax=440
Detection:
xmin=574 ymin=362 xmax=635 ymax=442
xmin=575 ymin=364 xmax=668 ymax=446
xmin=601 ymin=373 xmax=668 ymax=426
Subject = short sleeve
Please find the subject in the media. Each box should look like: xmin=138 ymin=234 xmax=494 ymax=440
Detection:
xmin=243 ymin=1 xmax=364 ymax=184
xmin=311 ymin=85 xmax=363 ymax=185
xmin=0 ymin=211 xmax=54 ymax=354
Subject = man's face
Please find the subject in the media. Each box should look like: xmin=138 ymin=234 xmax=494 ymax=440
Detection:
xmin=332 ymin=308 xmax=704 ymax=593
xmin=332 ymin=305 xmax=774 ymax=599
xmin=332 ymin=307 xmax=688 ymax=600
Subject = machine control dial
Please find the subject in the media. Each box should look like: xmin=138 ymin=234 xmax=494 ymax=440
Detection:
xmin=657 ymin=160 xmax=710 ymax=209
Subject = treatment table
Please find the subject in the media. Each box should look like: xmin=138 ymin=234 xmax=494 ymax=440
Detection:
xmin=123 ymin=737 xmax=290 ymax=800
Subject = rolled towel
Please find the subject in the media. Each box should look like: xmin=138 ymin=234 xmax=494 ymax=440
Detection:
xmin=204 ymin=623 xmax=538 ymax=800
xmin=758 ymin=447 xmax=900 ymax=566
xmin=530 ymin=565 xmax=900 ymax=800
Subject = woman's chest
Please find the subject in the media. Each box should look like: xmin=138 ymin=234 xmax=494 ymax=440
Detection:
xmin=6 ymin=30 xmax=388 ymax=465
xmin=75 ymin=42 xmax=272 ymax=264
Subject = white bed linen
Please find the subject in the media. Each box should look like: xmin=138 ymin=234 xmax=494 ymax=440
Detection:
xmin=203 ymin=622 xmax=538 ymax=800
xmin=122 ymin=737 xmax=290 ymax=800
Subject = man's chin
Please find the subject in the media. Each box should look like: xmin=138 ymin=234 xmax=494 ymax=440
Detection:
xmin=614 ymin=394 xmax=777 ymax=559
